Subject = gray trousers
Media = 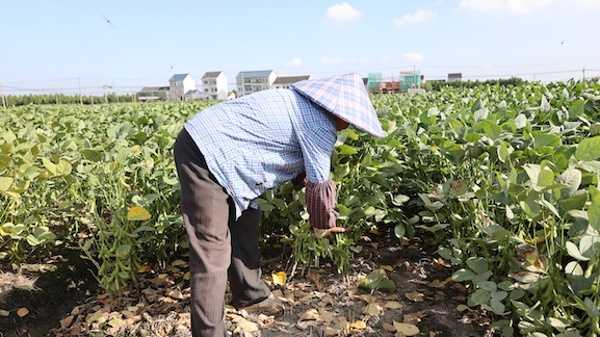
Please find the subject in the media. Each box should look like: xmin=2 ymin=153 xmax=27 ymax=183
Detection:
xmin=174 ymin=128 xmax=271 ymax=337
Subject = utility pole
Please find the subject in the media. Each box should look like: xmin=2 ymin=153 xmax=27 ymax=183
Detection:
xmin=582 ymin=68 xmax=586 ymax=83
xmin=0 ymin=83 xmax=6 ymax=108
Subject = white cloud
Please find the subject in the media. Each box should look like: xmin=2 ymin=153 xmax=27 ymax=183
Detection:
xmin=223 ymin=63 xmax=235 ymax=69
xmin=324 ymin=2 xmax=364 ymax=24
xmin=404 ymin=53 xmax=424 ymax=63
xmin=284 ymin=57 xmax=302 ymax=68
xmin=393 ymin=9 xmax=438 ymax=27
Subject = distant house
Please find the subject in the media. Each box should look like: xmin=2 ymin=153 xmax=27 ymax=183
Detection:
xmin=201 ymin=71 xmax=228 ymax=100
xmin=227 ymin=92 xmax=236 ymax=100
xmin=273 ymin=75 xmax=311 ymax=89
xmin=185 ymin=89 xmax=203 ymax=101
xmin=137 ymin=86 xmax=169 ymax=102
xmin=169 ymin=74 xmax=196 ymax=101
xmin=448 ymin=73 xmax=462 ymax=82
xmin=380 ymin=81 xmax=400 ymax=94
xmin=236 ymin=70 xmax=276 ymax=97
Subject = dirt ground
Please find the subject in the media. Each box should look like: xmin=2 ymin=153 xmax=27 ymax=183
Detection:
xmin=0 ymin=231 xmax=498 ymax=337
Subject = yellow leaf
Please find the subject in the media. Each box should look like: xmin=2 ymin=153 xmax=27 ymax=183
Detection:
xmin=456 ymin=304 xmax=470 ymax=312
xmin=350 ymin=320 xmax=367 ymax=330
xmin=271 ymin=271 xmax=287 ymax=285
xmin=127 ymin=206 xmax=151 ymax=221
xmin=393 ymin=321 xmax=420 ymax=336
xmin=369 ymin=229 xmax=383 ymax=235
xmin=138 ymin=263 xmax=152 ymax=273
xmin=380 ymin=265 xmax=394 ymax=271
xmin=384 ymin=301 xmax=403 ymax=309
xmin=183 ymin=271 xmax=191 ymax=280
xmin=17 ymin=307 xmax=29 ymax=317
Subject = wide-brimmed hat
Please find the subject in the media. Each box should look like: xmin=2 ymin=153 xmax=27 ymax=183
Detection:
xmin=291 ymin=73 xmax=384 ymax=138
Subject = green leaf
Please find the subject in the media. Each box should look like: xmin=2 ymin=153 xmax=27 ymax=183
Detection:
xmin=579 ymin=235 xmax=600 ymax=259
xmin=26 ymin=234 xmax=42 ymax=246
xmin=81 ymin=149 xmax=103 ymax=162
xmin=490 ymin=298 xmax=506 ymax=315
xmin=537 ymin=167 xmax=554 ymax=188
xmin=359 ymin=269 xmax=396 ymax=291
xmin=466 ymin=257 xmax=489 ymax=274
xmin=566 ymin=241 xmax=589 ymax=261
xmin=394 ymin=224 xmax=406 ymax=238
xmin=588 ymin=193 xmax=600 ymax=232
xmin=557 ymin=191 xmax=587 ymax=212
xmin=42 ymin=158 xmax=57 ymax=176
xmin=480 ymin=120 xmax=503 ymax=140
xmin=337 ymin=145 xmax=358 ymax=155
xmin=568 ymin=99 xmax=585 ymax=118
xmin=0 ymin=177 xmax=13 ymax=191
xmin=575 ymin=136 xmax=600 ymax=161
xmin=514 ymin=114 xmax=528 ymax=129
xmin=116 ymin=244 xmax=132 ymax=260
xmin=533 ymin=133 xmax=560 ymax=149
xmin=452 ymin=268 xmax=475 ymax=282
xmin=469 ymin=289 xmax=491 ymax=305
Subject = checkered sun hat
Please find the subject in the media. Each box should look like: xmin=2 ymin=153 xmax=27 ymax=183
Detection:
xmin=291 ymin=73 xmax=384 ymax=138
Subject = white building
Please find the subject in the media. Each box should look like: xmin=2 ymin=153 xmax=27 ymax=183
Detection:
xmin=201 ymin=71 xmax=228 ymax=100
xmin=185 ymin=89 xmax=204 ymax=100
xmin=168 ymin=74 xmax=196 ymax=101
xmin=273 ymin=75 xmax=311 ymax=89
xmin=236 ymin=70 xmax=276 ymax=97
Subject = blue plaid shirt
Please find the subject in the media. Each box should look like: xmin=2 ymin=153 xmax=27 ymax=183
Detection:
xmin=185 ymin=89 xmax=337 ymax=219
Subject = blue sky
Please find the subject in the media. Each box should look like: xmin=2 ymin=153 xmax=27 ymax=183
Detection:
xmin=1 ymin=0 xmax=599 ymax=96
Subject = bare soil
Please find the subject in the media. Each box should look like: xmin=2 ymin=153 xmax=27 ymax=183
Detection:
xmin=0 ymin=231 xmax=498 ymax=337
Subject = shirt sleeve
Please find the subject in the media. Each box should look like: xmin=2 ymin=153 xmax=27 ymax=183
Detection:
xmin=305 ymin=179 xmax=337 ymax=229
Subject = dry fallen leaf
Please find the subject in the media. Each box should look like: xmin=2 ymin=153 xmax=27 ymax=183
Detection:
xmin=383 ymin=321 xmax=396 ymax=332
xmin=324 ymin=327 xmax=339 ymax=337
xmin=405 ymin=290 xmax=425 ymax=302
xmin=60 ymin=315 xmax=74 ymax=329
xmin=307 ymin=273 xmax=324 ymax=290
xmin=298 ymin=308 xmax=320 ymax=322
xmin=17 ymin=307 xmax=29 ymax=317
xmin=233 ymin=318 xmax=259 ymax=335
xmin=393 ymin=321 xmax=420 ymax=336
xmin=319 ymin=310 xmax=336 ymax=324
xmin=403 ymin=311 xmax=426 ymax=325
xmin=350 ymin=320 xmax=367 ymax=330
xmin=137 ymin=263 xmax=152 ymax=273
xmin=363 ymin=303 xmax=382 ymax=315
xmin=384 ymin=301 xmax=403 ymax=309
xmin=427 ymin=279 xmax=446 ymax=288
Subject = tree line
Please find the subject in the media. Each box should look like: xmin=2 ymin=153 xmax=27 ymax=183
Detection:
xmin=2 ymin=92 xmax=135 ymax=107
